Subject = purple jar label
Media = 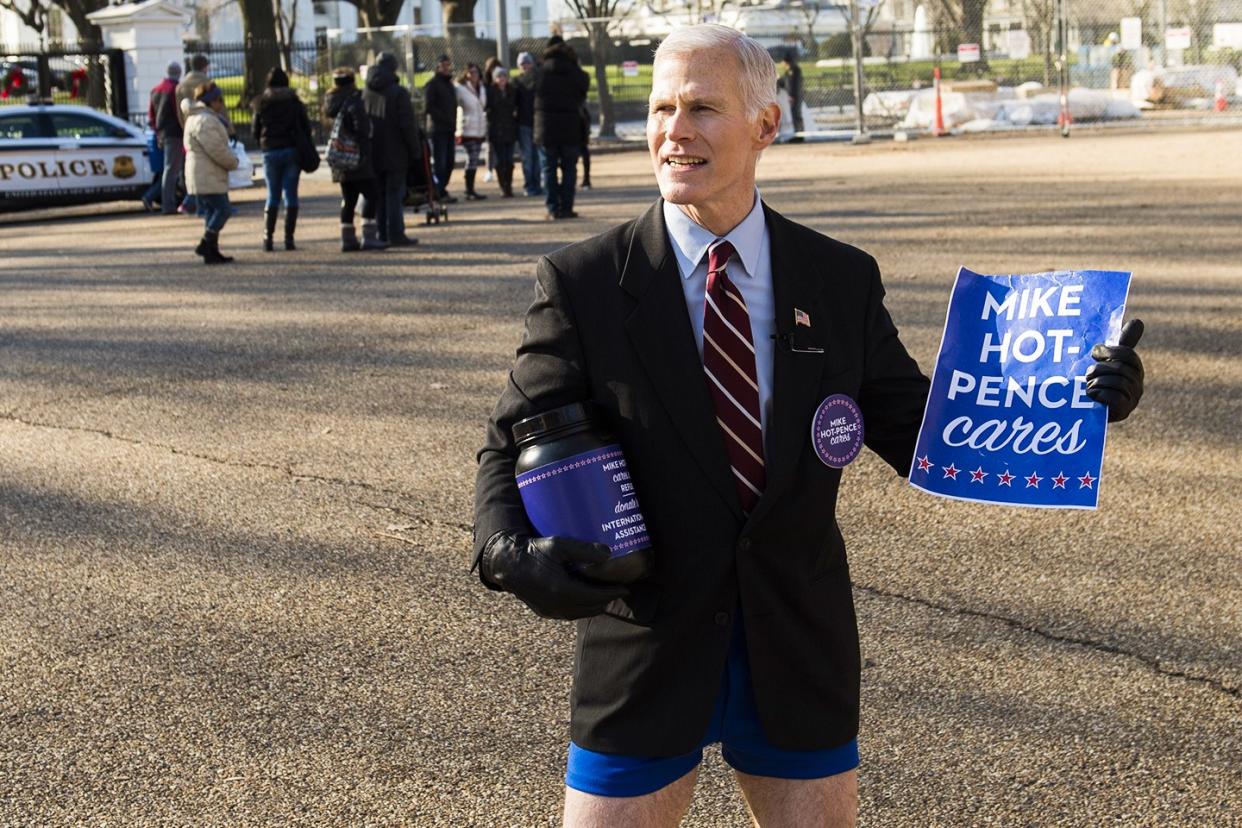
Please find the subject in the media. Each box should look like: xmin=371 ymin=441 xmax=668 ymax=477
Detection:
xmin=811 ymin=394 xmax=864 ymax=468
xmin=515 ymin=445 xmax=651 ymax=557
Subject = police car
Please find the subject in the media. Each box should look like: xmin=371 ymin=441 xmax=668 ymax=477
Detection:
xmin=0 ymin=102 xmax=152 ymax=212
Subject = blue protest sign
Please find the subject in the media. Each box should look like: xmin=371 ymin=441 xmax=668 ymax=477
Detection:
xmin=909 ymin=268 xmax=1132 ymax=509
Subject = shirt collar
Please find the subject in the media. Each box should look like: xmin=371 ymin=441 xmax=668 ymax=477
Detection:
xmin=663 ymin=190 xmax=765 ymax=279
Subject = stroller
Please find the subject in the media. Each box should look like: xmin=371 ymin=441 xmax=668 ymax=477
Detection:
xmin=405 ymin=132 xmax=448 ymax=225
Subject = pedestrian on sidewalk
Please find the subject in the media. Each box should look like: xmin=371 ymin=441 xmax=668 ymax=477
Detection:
xmin=482 ymin=56 xmax=501 ymax=184
xmin=253 ymin=66 xmax=314 ymax=251
xmin=485 ymin=67 xmax=518 ymax=198
xmin=325 ymin=66 xmax=387 ymax=252
xmin=455 ymin=63 xmax=488 ymax=201
xmin=422 ymin=54 xmax=458 ymax=203
xmin=365 ymin=52 xmax=421 ymax=246
xmin=146 ymin=60 xmax=181 ymax=213
xmin=514 ymin=51 xmax=543 ymax=196
xmin=578 ymin=99 xmax=592 ymax=191
xmin=534 ymin=36 xmax=589 ymax=219
xmin=176 ymin=54 xmax=233 ymax=215
xmin=183 ymin=82 xmax=238 ymax=264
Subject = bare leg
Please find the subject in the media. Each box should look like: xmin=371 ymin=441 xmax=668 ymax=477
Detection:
xmin=563 ymin=767 xmax=698 ymax=828
xmin=734 ymin=768 xmax=858 ymax=828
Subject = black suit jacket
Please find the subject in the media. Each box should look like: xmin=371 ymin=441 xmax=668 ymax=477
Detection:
xmin=473 ymin=199 xmax=930 ymax=756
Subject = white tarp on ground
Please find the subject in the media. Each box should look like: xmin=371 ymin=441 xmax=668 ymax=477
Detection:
xmin=890 ymin=86 xmax=1141 ymax=131
xmin=1130 ymin=64 xmax=1240 ymax=107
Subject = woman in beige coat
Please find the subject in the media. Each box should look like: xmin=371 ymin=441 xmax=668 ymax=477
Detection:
xmin=183 ymin=82 xmax=239 ymax=264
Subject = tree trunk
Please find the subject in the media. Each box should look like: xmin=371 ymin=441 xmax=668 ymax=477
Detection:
xmin=587 ymin=21 xmax=615 ymax=139
xmin=961 ymin=0 xmax=988 ymax=71
xmin=441 ymin=0 xmax=479 ymax=40
xmin=240 ymin=0 xmax=279 ymax=110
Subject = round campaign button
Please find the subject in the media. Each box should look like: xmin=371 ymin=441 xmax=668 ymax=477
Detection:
xmin=811 ymin=394 xmax=864 ymax=468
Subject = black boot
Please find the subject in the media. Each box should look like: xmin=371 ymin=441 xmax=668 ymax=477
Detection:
xmin=263 ymin=207 xmax=278 ymax=251
xmin=284 ymin=205 xmax=298 ymax=251
xmin=203 ymin=230 xmax=233 ymax=265
xmin=465 ymin=169 xmax=487 ymax=200
xmin=500 ymin=166 xmax=514 ymax=198
xmin=341 ymin=223 xmax=360 ymax=252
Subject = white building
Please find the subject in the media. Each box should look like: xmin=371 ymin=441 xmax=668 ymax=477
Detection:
xmin=196 ymin=0 xmax=550 ymax=44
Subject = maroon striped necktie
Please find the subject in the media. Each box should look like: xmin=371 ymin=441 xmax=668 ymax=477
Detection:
xmin=702 ymin=240 xmax=765 ymax=513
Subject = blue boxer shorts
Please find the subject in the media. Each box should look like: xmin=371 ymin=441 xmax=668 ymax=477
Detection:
xmin=565 ymin=616 xmax=860 ymax=797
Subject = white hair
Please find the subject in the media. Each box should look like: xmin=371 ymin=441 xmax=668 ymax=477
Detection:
xmin=653 ymin=24 xmax=779 ymax=120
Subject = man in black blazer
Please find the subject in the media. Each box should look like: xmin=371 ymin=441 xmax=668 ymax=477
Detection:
xmin=473 ymin=24 xmax=1144 ymax=827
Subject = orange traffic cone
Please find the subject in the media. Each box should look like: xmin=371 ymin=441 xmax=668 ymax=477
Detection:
xmin=1214 ymin=80 xmax=1228 ymax=112
xmin=932 ymin=67 xmax=946 ymax=136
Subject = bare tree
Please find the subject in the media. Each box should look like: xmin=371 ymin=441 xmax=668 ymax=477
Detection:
xmin=928 ymin=0 xmax=989 ymax=66
xmin=790 ymin=0 xmax=824 ymax=58
xmin=563 ymin=0 xmax=628 ymax=138
xmin=1172 ymin=0 xmax=1214 ymax=63
xmin=440 ymin=0 xmax=480 ymax=39
xmin=1021 ymin=0 xmax=1055 ymax=84
xmin=272 ymin=0 xmax=299 ymax=71
xmin=338 ymin=0 xmax=406 ymax=30
xmin=0 ymin=0 xmax=48 ymax=42
xmin=239 ymin=0 xmax=279 ymax=107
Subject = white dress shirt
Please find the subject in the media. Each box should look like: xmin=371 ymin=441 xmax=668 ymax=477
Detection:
xmin=663 ymin=192 xmax=775 ymax=437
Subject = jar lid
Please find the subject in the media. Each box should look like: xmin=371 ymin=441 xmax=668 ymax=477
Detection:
xmin=512 ymin=401 xmax=597 ymax=446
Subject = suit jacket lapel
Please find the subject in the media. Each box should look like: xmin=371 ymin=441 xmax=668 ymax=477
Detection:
xmin=746 ymin=204 xmax=829 ymax=528
xmin=621 ymin=200 xmax=743 ymax=519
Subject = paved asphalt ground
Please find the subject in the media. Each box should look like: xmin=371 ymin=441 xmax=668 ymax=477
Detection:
xmin=2 ymin=128 xmax=1240 ymax=827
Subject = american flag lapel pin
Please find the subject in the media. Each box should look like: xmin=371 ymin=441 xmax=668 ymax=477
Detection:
xmin=795 ymin=308 xmax=811 ymax=327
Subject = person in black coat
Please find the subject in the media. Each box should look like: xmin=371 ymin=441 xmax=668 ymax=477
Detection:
xmin=781 ymin=49 xmax=804 ymax=141
xmin=364 ymin=53 xmax=420 ymax=246
xmin=534 ymin=37 xmax=589 ymax=219
xmin=422 ymin=54 xmax=458 ymax=203
xmin=252 ymin=66 xmax=313 ymax=250
xmin=485 ymin=67 xmax=518 ymax=198
xmin=325 ymin=67 xmax=387 ymax=252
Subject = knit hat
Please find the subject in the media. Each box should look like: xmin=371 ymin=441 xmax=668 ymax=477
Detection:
xmin=517 ymin=51 xmax=534 ymax=67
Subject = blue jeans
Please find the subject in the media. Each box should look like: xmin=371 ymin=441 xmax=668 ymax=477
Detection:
xmin=431 ymin=131 xmax=455 ymax=196
xmin=518 ymin=124 xmax=542 ymax=194
xmin=543 ymin=144 xmax=580 ymax=216
xmin=262 ymin=146 xmax=300 ymax=209
xmin=375 ymin=168 xmax=407 ymax=242
xmin=199 ymin=193 xmax=231 ymax=233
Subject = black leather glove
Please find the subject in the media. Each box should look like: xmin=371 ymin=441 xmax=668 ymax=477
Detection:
xmin=1086 ymin=319 xmax=1145 ymax=423
xmin=480 ymin=531 xmax=628 ymax=620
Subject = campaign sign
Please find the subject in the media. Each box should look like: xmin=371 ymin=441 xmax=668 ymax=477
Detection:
xmin=909 ymin=267 xmax=1132 ymax=509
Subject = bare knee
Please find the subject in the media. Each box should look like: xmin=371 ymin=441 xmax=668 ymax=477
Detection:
xmin=734 ymin=768 xmax=857 ymax=828
xmin=563 ymin=767 xmax=699 ymax=828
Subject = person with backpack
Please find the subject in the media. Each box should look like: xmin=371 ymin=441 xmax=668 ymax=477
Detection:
xmin=325 ymin=67 xmax=387 ymax=252
xmin=253 ymin=67 xmax=314 ymax=251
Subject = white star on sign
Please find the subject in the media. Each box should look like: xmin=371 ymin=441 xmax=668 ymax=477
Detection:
xmin=942 ymin=463 xmax=960 ymax=480
xmin=969 ymin=467 xmax=987 ymax=483
xmin=1025 ymin=472 xmax=1042 ymax=488
xmin=1078 ymin=471 xmax=1096 ymax=489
